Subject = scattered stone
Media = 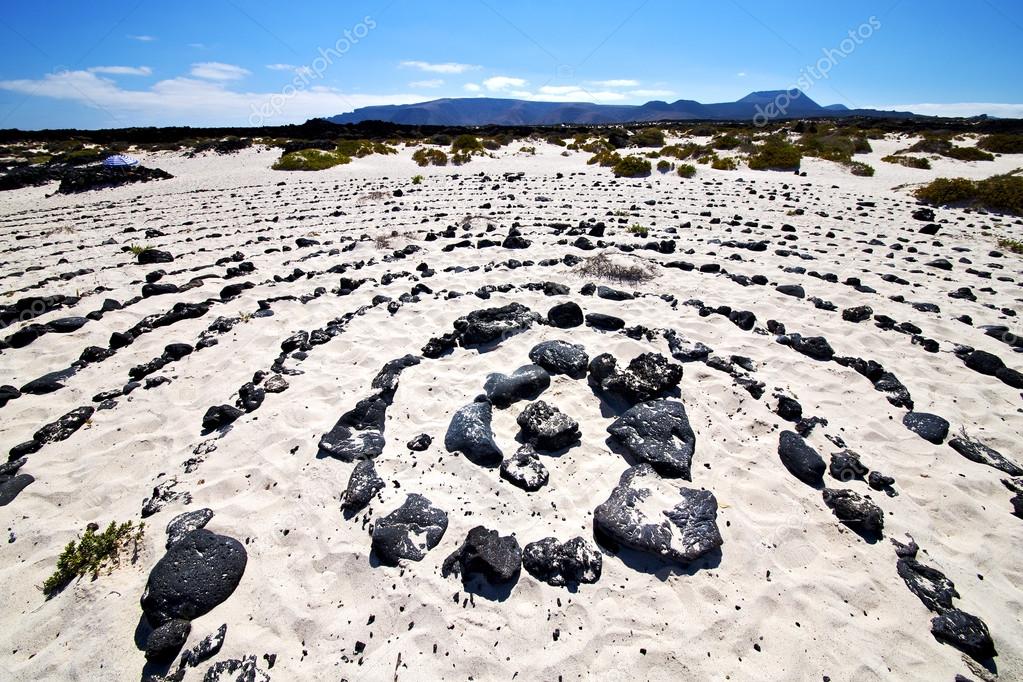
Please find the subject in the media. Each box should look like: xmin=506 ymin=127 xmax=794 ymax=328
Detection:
xmin=948 ymin=431 xmax=1022 ymax=476
xmin=607 ymin=400 xmax=696 ymax=479
xmin=407 ymin=433 xmax=432 ymax=451
xmin=589 ymin=352 xmax=683 ymax=405
xmin=822 ymin=488 xmax=884 ymax=537
xmin=483 ymin=364 xmax=550 ymax=407
xmin=594 ymin=464 xmax=722 ymax=564
xmin=528 ymin=340 xmax=589 ymax=378
xmin=318 ymin=394 xmax=388 ymax=461
xmin=522 ymin=536 xmax=602 ymax=587
xmin=145 ymin=619 xmax=191 ymax=663
xmin=442 ymin=526 xmax=522 ymax=584
xmin=516 ymin=400 xmax=580 ymax=450
xmin=180 ymin=623 xmax=227 ymax=668
xmin=445 ymin=400 xmax=503 ymax=466
xmin=202 ymin=404 xmax=243 ymax=432
xmin=903 ymin=412 xmax=950 ymax=444
xmin=778 ymin=430 xmax=825 ymax=486
xmin=931 ymin=609 xmax=996 ymax=661
xmin=500 ymin=444 xmax=549 ymax=491
xmin=547 ymin=301 xmax=583 ymax=328
xmin=371 ymin=494 xmax=448 ymax=565
xmin=341 ymin=459 xmax=385 ymax=513
xmin=165 ymin=508 xmax=214 ymax=548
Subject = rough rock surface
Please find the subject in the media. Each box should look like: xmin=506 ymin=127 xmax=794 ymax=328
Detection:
xmin=607 ymin=400 xmax=697 ymax=479
xmin=499 ymin=444 xmax=550 ymax=491
xmin=593 ymin=464 xmax=723 ymax=564
xmin=522 ymin=536 xmax=602 ymax=587
xmin=341 ymin=459 xmax=385 ymax=513
xmin=318 ymin=394 xmax=388 ymax=461
xmin=589 ymin=352 xmax=683 ymax=405
xmin=528 ymin=340 xmax=589 ymax=378
xmin=948 ymin=432 xmax=1022 ymax=476
xmin=903 ymin=412 xmax=950 ymax=444
xmin=454 ymin=303 xmax=540 ymax=346
xmin=371 ymin=494 xmax=448 ymax=565
xmin=516 ymin=400 xmax=580 ymax=450
xmin=165 ymin=508 xmax=214 ymax=548
xmin=822 ymin=488 xmax=884 ymax=536
xmin=442 ymin=526 xmax=522 ymax=584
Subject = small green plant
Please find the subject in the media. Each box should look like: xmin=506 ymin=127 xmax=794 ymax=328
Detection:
xmin=411 ymin=174 xmax=424 ymax=185
xmin=519 ymin=146 xmax=536 ymax=155
xmin=677 ymin=163 xmax=697 ymax=178
xmin=42 ymin=521 xmax=144 ymax=596
xmin=882 ymin=155 xmax=930 ymax=169
xmin=412 ymin=148 xmax=448 ymax=166
xmin=630 ymin=127 xmax=665 ymax=148
xmin=588 ymin=148 xmax=621 ymax=167
xmin=451 ymin=134 xmax=485 ymax=155
xmin=997 ymin=237 xmax=1023 ymax=254
xmin=628 ymin=224 xmax=649 ymax=238
xmin=612 ymin=155 xmax=652 ymax=178
xmin=943 ymin=146 xmax=994 ymax=162
xmin=656 ymin=159 xmax=671 ymax=173
xmin=711 ymin=156 xmax=738 ymax=171
xmin=129 ymin=243 xmax=154 ymax=255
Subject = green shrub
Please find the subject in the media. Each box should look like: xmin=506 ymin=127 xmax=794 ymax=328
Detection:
xmin=43 ymin=521 xmax=144 ymax=596
xmin=711 ymin=156 xmax=738 ymax=170
xmin=677 ymin=163 xmax=696 ymax=178
xmin=411 ymin=174 xmax=423 ymax=185
xmin=882 ymin=155 xmax=930 ymax=169
xmin=272 ymin=148 xmax=351 ymax=171
xmin=915 ymin=175 xmax=1023 ymax=215
xmin=412 ymin=148 xmax=448 ymax=166
xmin=631 ymin=128 xmax=665 ymax=147
xmin=451 ymin=134 xmax=484 ymax=154
xmin=336 ymin=139 xmax=397 ymax=158
xmin=847 ymin=161 xmax=875 ymax=176
xmin=588 ymin=148 xmax=621 ymax=167
xmin=711 ymin=134 xmax=741 ymax=150
xmin=482 ymin=139 xmax=502 ymax=151
xmin=607 ymin=130 xmax=631 ymax=149
xmin=905 ymin=137 xmax=954 ymax=155
xmin=979 ymin=134 xmax=1023 ymax=154
xmin=943 ymin=146 xmax=995 ymax=161
xmin=656 ymin=159 xmax=671 ymax=173
xmin=914 ymin=177 xmax=978 ymax=205
xmin=660 ymin=143 xmax=701 ymax=160
xmin=429 ymin=134 xmax=451 ymax=146
xmin=748 ymin=136 xmax=801 ymax=170
xmin=519 ymin=146 xmax=536 ymax=155
xmin=612 ymin=155 xmax=652 ymax=177
xmin=628 ymin=224 xmax=649 ymax=237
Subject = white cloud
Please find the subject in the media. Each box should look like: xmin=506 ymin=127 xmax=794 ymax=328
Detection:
xmin=88 ymin=66 xmax=152 ymax=76
xmin=737 ymin=72 xmax=747 ymax=77
xmin=483 ymin=76 xmax=527 ymax=91
xmin=400 ymin=60 xmax=480 ymax=74
xmin=0 ymin=69 xmax=423 ymax=126
xmin=266 ymin=63 xmax=297 ymax=71
xmin=628 ymin=89 xmax=674 ymax=98
xmin=463 ymin=83 xmax=481 ymax=92
xmin=588 ymin=79 xmax=639 ymax=87
xmin=190 ymin=62 xmax=251 ymax=81
xmin=128 ymin=35 xmax=156 ymax=42
xmin=410 ymin=79 xmax=444 ymax=88
xmin=869 ymin=102 xmax=1023 ymax=118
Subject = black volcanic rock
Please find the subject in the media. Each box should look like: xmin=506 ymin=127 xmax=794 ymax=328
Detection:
xmin=607 ymin=400 xmax=696 ymax=479
xmin=589 ymin=352 xmax=683 ymax=405
xmin=778 ymin=430 xmax=825 ymax=485
xmin=547 ymin=301 xmax=583 ymax=328
xmin=371 ymin=494 xmax=448 ymax=565
xmin=341 ymin=459 xmax=385 ymax=513
xmin=454 ymin=303 xmax=539 ymax=346
xmin=903 ymin=412 xmax=950 ymax=444
xmin=516 ymin=400 xmax=580 ymax=451
xmin=499 ymin=444 xmax=549 ymax=491
xmin=483 ymin=364 xmax=550 ymax=407
xmin=822 ymin=488 xmax=884 ymax=537
xmin=522 ymin=536 xmax=602 ymax=587
xmin=318 ymin=394 xmax=388 ymax=461
xmin=140 ymin=529 xmax=247 ymax=627
xmin=948 ymin=432 xmax=1022 ymax=476
xmin=594 ymin=464 xmax=722 ymax=564
xmin=442 ymin=526 xmax=522 ymax=584
xmin=528 ymin=340 xmax=589 ymax=378
xmin=931 ymin=609 xmax=996 ymax=661
xmin=445 ymin=400 xmax=503 ymax=466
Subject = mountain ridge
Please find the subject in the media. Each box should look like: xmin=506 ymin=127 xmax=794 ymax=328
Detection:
xmin=327 ymin=90 xmax=915 ymax=126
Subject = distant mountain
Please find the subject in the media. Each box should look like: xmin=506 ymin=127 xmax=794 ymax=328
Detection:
xmin=327 ymin=91 xmax=914 ymax=126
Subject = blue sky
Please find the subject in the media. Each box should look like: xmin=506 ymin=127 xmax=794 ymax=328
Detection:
xmin=1 ymin=0 xmax=1021 ymax=129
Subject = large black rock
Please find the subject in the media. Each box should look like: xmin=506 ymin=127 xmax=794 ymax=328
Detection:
xmin=371 ymin=494 xmax=448 ymax=565
xmin=445 ymin=400 xmax=503 ymax=466
xmin=822 ymin=488 xmax=884 ymax=537
xmin=902 ymin=412 xmax=950 ymax=444
xmin=931 ymin=609 xmax=997 ymax=661
xmin=547 ymin=302 xmax=583 ymax=328
xmin=607 ymin=400 xmax=696 ymax=479
xmin=589 ymin=352 xmax=683 ymax=405
xmin=454 ymin=303 xmax=539 ymax=346
xmin=594 ymin=464 xmax=722 ymax=564
xmin=341 ymin=459 xmax=385 ymax=513
xmin=528 ymin=340 xmax=589 ymax=378
xmin=777 ymin=430 xmax=826 ymax=486
xmin=442 ymin=526 xmax=522 ymax=584
xmin=948 ymin=432 xmax=1022 ymax=476
xmin=318 ymin=394 xmax=388 ymax=460
xmin=34 ymin=405 xmax=95 ymax=444
xmin=140 ymin=529 xmax=247 ymax=627
xmin=516 ymin=400 xmax=580 ymax=451
xmin=483 ymin=364 xmax=550 ymax=407
xmin=897 ymin=557 xmax=959 ymax=613
xmin=201 ymin=404 xmax=243 ymax=432
xmin=522 ymin=536 xmax=601 ymax=587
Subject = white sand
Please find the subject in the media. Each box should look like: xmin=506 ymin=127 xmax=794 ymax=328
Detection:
xmin=0 ymin=137 xmax=1021 ymax=681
